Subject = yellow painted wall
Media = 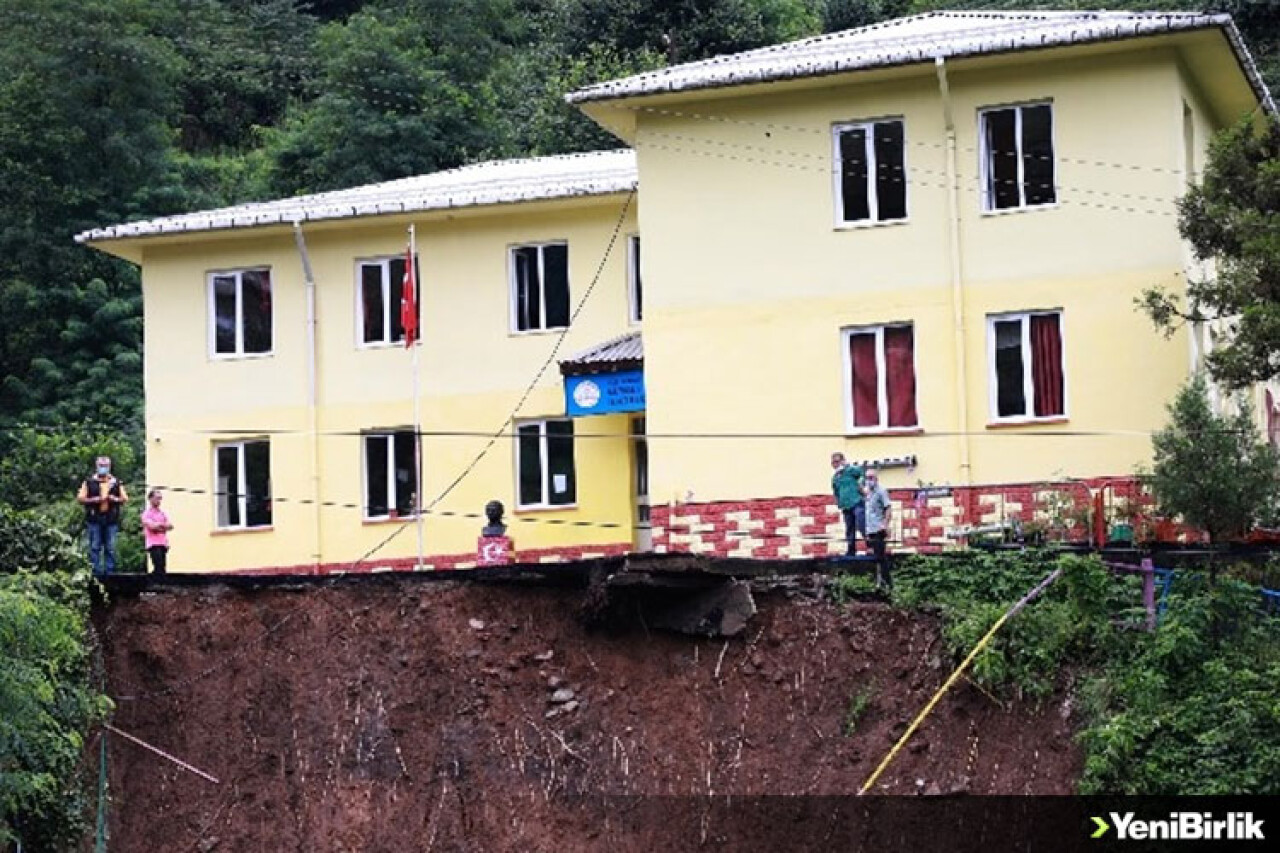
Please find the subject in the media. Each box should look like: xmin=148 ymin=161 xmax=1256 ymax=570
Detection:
xmin=140 ymin=198 xmax=639 ymax=572
xmin=632 ymin=46 xmax=1198 ymax=505
xmin=128 ymin=36 xmax=1258 ymax=572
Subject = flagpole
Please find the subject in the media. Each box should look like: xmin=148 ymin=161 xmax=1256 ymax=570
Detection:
xmin=410 ymin=223 xmax=424 ymax=571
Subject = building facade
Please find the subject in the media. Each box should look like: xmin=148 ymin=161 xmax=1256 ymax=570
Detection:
xmin=79 ymin=10 xmax=1274 ymax=572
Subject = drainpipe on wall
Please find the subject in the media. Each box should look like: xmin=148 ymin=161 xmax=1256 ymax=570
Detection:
xmin=292 ymin=221 xmax=323 ymax=571
xmin=935 ymin=56 xmax=972 ymax=487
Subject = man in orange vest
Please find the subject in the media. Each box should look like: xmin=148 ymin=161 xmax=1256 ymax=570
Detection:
xmin=77 ymin=455 xmax=128 ymax=575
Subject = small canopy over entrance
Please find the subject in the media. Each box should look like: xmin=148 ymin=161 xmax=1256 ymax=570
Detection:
xmin=560 ymin=331 xmax=644 ymax=417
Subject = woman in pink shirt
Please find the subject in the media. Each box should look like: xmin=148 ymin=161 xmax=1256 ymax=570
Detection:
xmin=141 ymin=489 xmax=174 ymax=575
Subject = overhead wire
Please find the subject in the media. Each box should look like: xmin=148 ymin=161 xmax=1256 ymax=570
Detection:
xmin=346 ymin=188 xmax=636 ymax=569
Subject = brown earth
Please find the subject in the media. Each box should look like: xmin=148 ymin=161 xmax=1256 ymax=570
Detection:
xmin=92 ymin=576 xmax=1082 ymax=851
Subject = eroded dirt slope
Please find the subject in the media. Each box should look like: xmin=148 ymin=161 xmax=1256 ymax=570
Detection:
xmin=94 ymin=578 xmax=1080 ymax=851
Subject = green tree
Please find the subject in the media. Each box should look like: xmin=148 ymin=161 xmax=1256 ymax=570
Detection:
xmin=1140 ymin=117 xmax=1280 ymax=389
xmin=559 ymin=0 xmax=822 ymax=62
xmin=1149 ymin=375 xmax=1280 ymax=545
xmin=260 ymin=0 xmax=527 ymax=194
xmin=0 ymin=509 xmax=111 ymax=850
xmin=0 ymin=0 xmax=182 ymax=435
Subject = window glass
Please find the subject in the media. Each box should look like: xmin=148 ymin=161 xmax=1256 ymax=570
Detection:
xmin=985 ymin=109 xmax=1020 ymax=210
xmin=517 ymin=423 xmax=542 ymax=506
xmin=213 ymin=276 xmax=237 ymax=354
xmin=546 ymin=420 xmax=576 ymax=506
xmin=1022 ymin=105 xmax=1056 ymax=206
xmin=543 ymin=244 xmax=570 ymax=329
xmin=361 ymin=263 xmax=386 ymax=344
xmin=514 ymin=247 xmax=541 ymax=331
xmin=216 ymin=445 xmax=239 ymax=527
xmin=838 ymin=127 xmax=870 ymax=222
xmin=389 ymin=257 xmax=407 ymax=342
xmin=994 ymin=319 xmax=1027 ymax=417
xmin=874 ymin=121 xmax=907 ymax=220
xmin=393 ymin=431 xmax=417 ymax=516
xmin=848 ymin=331 xmax=880 ymax=427
xmin=244 ymin=441 xmax=271 ymax=527
xmin=884 ymin=325 xmax=917 ymax=428
xmin=365 ymin=436 xmax=389 ymax=518
xmin=630 ymin=236 xmax=642 ymax=323
xmin=241 ymin=270 xmax=272 ymax=354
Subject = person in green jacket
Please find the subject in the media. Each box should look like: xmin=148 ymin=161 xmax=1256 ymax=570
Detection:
xmin=830 ymin=452 xmax=865 ymax=556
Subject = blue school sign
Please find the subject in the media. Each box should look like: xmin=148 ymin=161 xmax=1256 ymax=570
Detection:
xmin=565 ymin=370 xmax=646 ymax=417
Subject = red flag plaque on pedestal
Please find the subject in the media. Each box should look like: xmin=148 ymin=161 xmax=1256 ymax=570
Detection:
xmin=477 ymin=536 xmax=513 ymax=566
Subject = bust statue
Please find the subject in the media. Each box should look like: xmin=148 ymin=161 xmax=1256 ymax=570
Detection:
xmin=481 ymin=500 xmax=507 ymax=537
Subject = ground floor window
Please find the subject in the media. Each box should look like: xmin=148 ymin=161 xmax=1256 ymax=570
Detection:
xmin=516 ymin=419 xmax=576 ymax=508
xmin=215 ymin=440 xmax=271 ymax=529
xmin=364 ymin=430 xmax=418 ymax=519
xmin=989 ymin=310 xmax=1065 ymax=421
xmin=844 ymin=323 xmax=918 ymax=431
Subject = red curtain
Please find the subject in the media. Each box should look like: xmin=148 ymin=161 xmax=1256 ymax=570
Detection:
xmin=884 ymin=326 xmax=917 ymax=427
xmin=849 ymin=333 xmax=880 ymax=427
xmin=1030 ymin=314 xmax=1064 ymax=417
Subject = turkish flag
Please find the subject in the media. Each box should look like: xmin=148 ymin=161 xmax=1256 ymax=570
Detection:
xmin=401 ymin=246 xmax=418 ymax=348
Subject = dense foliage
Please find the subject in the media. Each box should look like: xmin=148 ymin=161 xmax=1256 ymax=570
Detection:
xmin=0 ymin=509 xmax=111 ymax=850
xmin=838 ymin=550 xmax=1280 ymax=794
xmin=1140 ymin=117 xmax=1280 ymax=388
xmin=1148 ymin=376 xmax=1280 ymax=543
xmin=1078 ymin=574 xmax=1280 ymax=794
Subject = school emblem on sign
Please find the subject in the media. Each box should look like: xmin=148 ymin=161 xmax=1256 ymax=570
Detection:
xmin=572 ymin=379 xmax=602 ymax=410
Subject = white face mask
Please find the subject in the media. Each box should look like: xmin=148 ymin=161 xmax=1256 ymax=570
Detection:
xmin=97 ymin=466 xmax=110 ymax=476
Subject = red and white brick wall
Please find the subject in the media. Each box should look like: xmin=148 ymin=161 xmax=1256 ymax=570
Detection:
xmin=651 ymin=476 xmax=1154 ymax=557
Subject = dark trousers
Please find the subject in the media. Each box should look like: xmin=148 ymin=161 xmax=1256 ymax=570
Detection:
xmin=841 ymin=505 xmax=865 ymax=554
xmin=868 ymin=531 xmax=890 ymax=586
xmin=87 ymin=522 xmax=119 ymax=575
xmin=147 ymin=545 xmax=168 ymax=575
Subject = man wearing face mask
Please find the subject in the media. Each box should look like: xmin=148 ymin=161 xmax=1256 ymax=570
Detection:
xmin=77 ymin=455 xmax=128 ymax=575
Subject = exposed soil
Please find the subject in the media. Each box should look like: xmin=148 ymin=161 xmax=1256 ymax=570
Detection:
xmin=93 ymin=576 xmax=1082 ymax=851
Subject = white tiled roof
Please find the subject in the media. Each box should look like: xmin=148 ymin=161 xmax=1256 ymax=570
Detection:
xmin=567 ymin=10 xmax=1274 ymax=112
xmin=75 ymin=149 xmax=637 ymax=243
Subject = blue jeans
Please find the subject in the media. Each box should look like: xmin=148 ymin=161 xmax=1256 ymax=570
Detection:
xmin=841 ymin=505 xmax=865 ymax=554
xmin=88 ymin=522 xmax=119 ymax=575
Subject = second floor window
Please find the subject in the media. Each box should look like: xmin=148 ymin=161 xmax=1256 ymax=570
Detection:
xmin=844 ymin=324 xmax=918 ymax=431
xmin=214 ymin=439 xmax=271 ymax=529
xmin=989 ymin=311 xmax=1065 ymax=421
xmin=628 ymin=235 xmax=642 ymax=324
xmin=981 ymin=103 xmax=1056 ymax=211
xmin=512 ymin=243 xmax=569 ymax=332
xmin=210 ymin=269 xmax=272 ymax=356
xmin=364 ymin=430 xmax=418 ymax=519
xmin=516 ymin=419 xmax=576 ymax=508
xmin=834 ymin=119 xmax=907 ymax=225
xmin=359 ymin=256 xmax=420 ymax=346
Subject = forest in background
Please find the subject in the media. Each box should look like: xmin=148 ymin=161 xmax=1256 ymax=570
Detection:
xmin=0 ymin=0 xmax=1275 ymax=486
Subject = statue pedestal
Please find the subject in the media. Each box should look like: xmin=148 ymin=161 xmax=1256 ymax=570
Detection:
xmin=477 ymin=535 xmax=513 ymax=566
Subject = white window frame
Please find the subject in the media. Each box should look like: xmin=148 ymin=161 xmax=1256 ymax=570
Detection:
xmin=978 ymin=101 xmax=1057 ymax=213
xmin=355 ymin=255 xmax=419 ymax=348
xmin=986 ymin=310 xmax=1068 ymax=424
xmin=509 ymin=242 xmax=570 ymax=334
xmin=361 ymin=429 xmax=419 ymax=521
xmin=627 ymin=234 xmax=642 ymax=325
xmin=831 ymin=117 xmax=908 ymax=228
xmin=208 ymin=267 xmax=273 ymax=359
xmin=212 ymin=439 xmax=271 ymax=530
xmin=840 ymin=323 xmax=920 ymax=434
xmin=514 ymin=418 xmax=576 ymax=510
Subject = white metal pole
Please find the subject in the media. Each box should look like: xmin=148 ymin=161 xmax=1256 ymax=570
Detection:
xmin=410 ymin=223 xmax=424 ymax=570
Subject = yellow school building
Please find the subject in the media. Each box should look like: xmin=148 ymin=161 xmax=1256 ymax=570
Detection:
xmin=79 ymin=9 xmax=1274 ymax=572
